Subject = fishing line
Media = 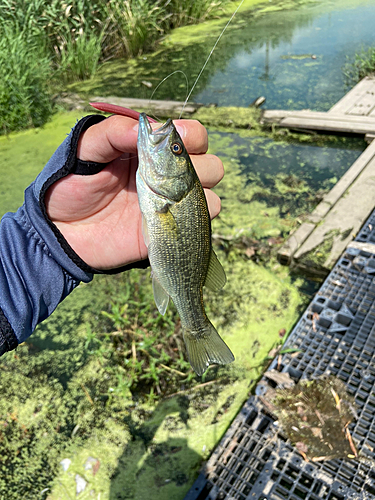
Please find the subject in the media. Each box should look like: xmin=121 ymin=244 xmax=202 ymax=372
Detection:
xmin=147 ymin=70 xmax=189 ymax=122
xmin=179 ymin=0 xmax=245 ymax=119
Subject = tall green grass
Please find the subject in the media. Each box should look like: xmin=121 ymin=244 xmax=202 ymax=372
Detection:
xmin=343 ymin=47 xmax=375 ymax=85
xmin=0 ymin=0 xmax=232 ymax=134
xmin=343 ymin=46 xmax=375 ymax=85
xmin=0 ymin=25 xmax=52 ymax=133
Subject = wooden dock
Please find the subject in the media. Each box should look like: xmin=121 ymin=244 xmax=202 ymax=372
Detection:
xmin=266 ymin=76 xmax=375 ymax=276
xmin=262 ymin=76 xmax=375 ymax=140
xmin=55 ymin=93 xmax=205 ymax=117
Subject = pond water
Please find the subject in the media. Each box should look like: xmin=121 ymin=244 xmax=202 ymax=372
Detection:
xmin=81 ymin=0 xmax=375 ymax=113
xmin=195 ymin=0 xmax=375 ymax=110
xmin=209 ymin=131 xmax=363 ymax=216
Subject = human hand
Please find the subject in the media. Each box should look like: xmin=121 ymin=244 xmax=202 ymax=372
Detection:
xmin=45 ymin=115 xmax=224 ymax=270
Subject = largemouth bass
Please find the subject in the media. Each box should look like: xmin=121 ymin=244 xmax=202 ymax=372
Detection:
xmin=136 ymin=113 xmax=234 ymax=376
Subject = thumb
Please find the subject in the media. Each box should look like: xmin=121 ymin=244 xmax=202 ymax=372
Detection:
xmin=77 ymin=115 xmax=140 ymax=162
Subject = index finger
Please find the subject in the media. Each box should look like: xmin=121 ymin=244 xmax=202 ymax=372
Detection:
xmin=171 ymin=119 xmax=208 ymax=154
xmin=77 ymin=115 xmax=208 ymax=163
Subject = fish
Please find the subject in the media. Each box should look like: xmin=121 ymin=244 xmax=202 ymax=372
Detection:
xmin=136 ymin=112 xmax=234 ymax=376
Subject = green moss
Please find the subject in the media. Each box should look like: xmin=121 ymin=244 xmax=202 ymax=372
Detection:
xmin=298 ymin=229 xmax=343 ymax=272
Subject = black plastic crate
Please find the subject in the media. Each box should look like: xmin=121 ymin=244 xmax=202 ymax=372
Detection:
xmin=355 ymin=208 xmax=375 ymax=243
xmin=184 ymin=246 xmax=375 ymax=500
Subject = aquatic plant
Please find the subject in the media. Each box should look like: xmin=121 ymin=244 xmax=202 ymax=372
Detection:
xmin=343 ymin=46 xmax=375 ymax=84
xmin=86 ymin=270 xmax=198 ymax=400
xmin=55 ymin=31 xmax=104 ymax=82
xmin=271 ymin=376 xmax=358 ymax=461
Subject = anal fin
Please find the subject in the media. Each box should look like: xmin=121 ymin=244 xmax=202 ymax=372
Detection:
xmin=141 ymin=215 xmax=150 ymax=248
xmin=205 ymin=249 xmax=226 ymax=292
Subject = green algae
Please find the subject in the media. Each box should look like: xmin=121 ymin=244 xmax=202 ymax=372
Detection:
xmin=0 ymin=111 xmax=88 ymax=217
xmin=296 ymin=227 xmax=354 ymax=274
xmin=0 ymin=111 xmax=308 ymax=499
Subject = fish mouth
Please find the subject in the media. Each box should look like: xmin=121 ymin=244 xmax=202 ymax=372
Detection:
xmin=138 ymin=113 xmax=174 ymax=148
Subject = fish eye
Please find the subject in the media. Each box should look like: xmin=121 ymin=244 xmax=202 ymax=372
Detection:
xmin=171 ymin=142 xmax=183 ymax=155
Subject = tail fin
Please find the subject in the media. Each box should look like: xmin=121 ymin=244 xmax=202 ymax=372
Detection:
xmin=182 ymin=322 xmax=234 ymax=376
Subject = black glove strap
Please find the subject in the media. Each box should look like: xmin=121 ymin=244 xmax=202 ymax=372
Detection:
xmin=39 ymin=115 xmax=150 ymax=275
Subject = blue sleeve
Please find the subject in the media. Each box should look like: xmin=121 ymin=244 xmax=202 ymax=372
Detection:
xmin=0 ymin=114 xmax=149 ymax=356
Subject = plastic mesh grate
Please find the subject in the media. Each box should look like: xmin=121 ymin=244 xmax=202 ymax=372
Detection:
xmin=185 ymin=246 xmax=375 ymax=500
xmin=355 ymin=207 xmax=375 ymax=243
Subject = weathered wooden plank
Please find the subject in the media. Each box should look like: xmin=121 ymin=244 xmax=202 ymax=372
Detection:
xmin=277 ymin=223 xmax=316 ymax=266
xmin=329 ymin=76 xmax=375 ymax=114
xmin=91 ymin=96 xmax=203 ymax=116
xmin=263 ymin=108 xmax=375 ymax=131
xmin=280 ymin=109 xmax=375 ymax=123
xmin=346 ymin=91 xmax=375 ymax=116
xmin=306 ymin=202 xmax=332 ymax=224
xmin=279 ymin=115 xmax=375 ymax=134
xmin=322 ymin=140 xmax=375 ymax=206
xmin=293 ymin=154 xmax=375 ymax=270
xmin=260 ymin=109 xmax=295 ymax=124
xmin=347 ymin=241 xmax=375 ymax=254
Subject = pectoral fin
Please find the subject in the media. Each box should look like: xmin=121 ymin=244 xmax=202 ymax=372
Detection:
xmin=205 ymin=249 xmax=226 ymax=291
xmin=156 ymin=203 xmax=171 ymax=214
xmin=141 ymin=215 xmax=149 ymax=248
xmin=152 ymin=274 xmax=169 ymax=315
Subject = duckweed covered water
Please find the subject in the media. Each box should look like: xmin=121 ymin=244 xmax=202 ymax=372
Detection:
xmin=209 ymin=130 xmax=364 ymax=219
xmin=0 ymin=112 xmax=304 ymax=500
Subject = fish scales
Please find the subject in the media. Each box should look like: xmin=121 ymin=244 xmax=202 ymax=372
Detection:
xmin=136 ymin=113 xmax=234 ymax=375
xmin=148 ymin=178 xmax=210 ymax=329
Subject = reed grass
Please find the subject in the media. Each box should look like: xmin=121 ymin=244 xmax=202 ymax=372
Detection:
xmin=343 ymin=46 xmax=375 ymax=85
xmin=0 ymin=24 xmax=52 ymax=134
